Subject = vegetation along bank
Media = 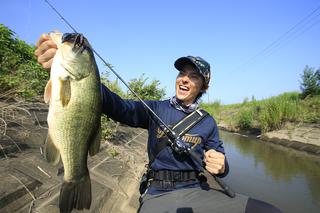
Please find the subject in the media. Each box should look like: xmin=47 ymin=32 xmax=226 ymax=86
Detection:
xmin=201 ymin=90 xmax=320 ymax=155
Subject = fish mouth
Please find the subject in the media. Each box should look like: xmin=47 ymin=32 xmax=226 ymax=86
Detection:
xmin=61 ymin=33 xmax=89 ymax=52
xmin=62 ymin=33 xmax=83 ymax=44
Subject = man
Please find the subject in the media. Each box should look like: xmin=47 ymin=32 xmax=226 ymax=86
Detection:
xmin=35 ymin=33 xmax=281 ymax=213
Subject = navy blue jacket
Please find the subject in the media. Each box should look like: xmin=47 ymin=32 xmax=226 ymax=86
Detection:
xmin=101 ymin=84 xmax=229 ymax=178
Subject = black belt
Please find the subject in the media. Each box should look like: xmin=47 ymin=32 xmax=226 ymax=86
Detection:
xmin=148 ymin=170 xmax=199 ymax=182
xmin=148 ymin=170 xmax=201 ymax=189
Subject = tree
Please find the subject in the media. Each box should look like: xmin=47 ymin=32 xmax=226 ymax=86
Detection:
xmin=0 ymin=24 xmax=48 ymax=99
xmin=126 ymin=74 xmax=166 ymax=100
xmin=300 ymin=65 xmax=320 ymax=99
xmin=100 ymin=73 xmax=125 ymax=98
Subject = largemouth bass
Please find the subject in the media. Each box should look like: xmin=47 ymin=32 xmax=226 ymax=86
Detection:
xmin=44 ymin=32 xmax=101 ymax=213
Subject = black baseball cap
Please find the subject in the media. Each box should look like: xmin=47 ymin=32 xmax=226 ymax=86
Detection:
xmin=174 ymin=56 xmax=211 ymax=85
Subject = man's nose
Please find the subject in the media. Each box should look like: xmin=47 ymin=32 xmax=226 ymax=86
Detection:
xmin=181 ymin=75 xmax=190 ymax=83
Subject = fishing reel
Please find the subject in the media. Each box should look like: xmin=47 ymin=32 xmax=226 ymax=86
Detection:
xmin=162 ymin=127 xmax=191 ymax=155
xmin=171 ymin=137 xmax=192 ymax=155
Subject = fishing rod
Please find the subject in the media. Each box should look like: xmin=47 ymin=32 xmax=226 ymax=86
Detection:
xmin=43 ymin=0 xmax=235 ymax=198
xmin=43 ymin=0 xmax=175 ymax=138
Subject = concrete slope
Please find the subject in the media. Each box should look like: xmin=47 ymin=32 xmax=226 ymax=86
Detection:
xmin=0 ymin=102 xmax=148 ymax=213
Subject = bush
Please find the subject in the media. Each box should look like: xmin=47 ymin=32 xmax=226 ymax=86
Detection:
xmin=126 ymin=74 xmax=166 ymax=100
xmin=300 ymin=65 xmax=320 ymax=99
xmin=301 ymin=95 xmax=320 ymax=123
xmin=100 ymin=73 xmax=125 ymax=98
xmin=0 ymin=24 xmax=48 ymax=99
xmin=237 ymin=108 xmax=254 ymax=129
xmin=201 ymin=100 xmax=221 ymax=120
xmin=259 ymin=99 xmax=282 ymax=132
xmin=101 ymin=115 xmax=118 ymax=140
xmin=258 ymin=92 xmax=302 ymax=132
xmin=201 ymin=91 xmax=319 ymax=132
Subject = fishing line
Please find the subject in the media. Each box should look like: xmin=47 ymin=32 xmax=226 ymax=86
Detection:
xmin=43 ymin=0 xmax=176 ymax=138
xmin=44 ymin=0 xmax=77 ymax=33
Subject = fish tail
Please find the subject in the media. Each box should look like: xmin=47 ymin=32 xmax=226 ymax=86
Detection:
xmin=59 ymin=175 xmax=91 ymax=213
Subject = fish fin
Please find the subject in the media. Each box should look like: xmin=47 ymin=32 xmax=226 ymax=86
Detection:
xmin=60 ymin=79 xmax=71 ymax=107
xmin=44 ymin=80 xmax=52 ymax=104
xmin=44 ymin=133 xmax=60 ymax=165
xmin=59 ymin=174 xmax=91 ymax=213
xmin=89 ymin=123 xmax=101 ymax=156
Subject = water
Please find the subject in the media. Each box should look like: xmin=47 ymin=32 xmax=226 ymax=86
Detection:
xmin=220 ymin=131 xmax=320 ymax=213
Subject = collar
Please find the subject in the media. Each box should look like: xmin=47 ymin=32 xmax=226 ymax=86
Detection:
xmin=169 ymin=96 xmax=201 ymax=113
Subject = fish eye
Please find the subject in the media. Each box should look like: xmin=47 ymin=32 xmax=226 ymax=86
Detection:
xmin=74 ymin=42 xmax=81 ymax=48
xmin=73 ymin=35 xmax=83 ymax=47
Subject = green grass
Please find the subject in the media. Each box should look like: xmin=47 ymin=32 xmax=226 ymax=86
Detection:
xmin=201 ymin=92 xmax=320 ymax=133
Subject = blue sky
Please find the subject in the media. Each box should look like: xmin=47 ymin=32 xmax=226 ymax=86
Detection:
xmin=1 ymin=0 xmax=320 ymax=104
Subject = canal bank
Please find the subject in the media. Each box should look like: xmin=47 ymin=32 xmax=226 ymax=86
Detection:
xmin=218 ymin=122 xmax=320 ymax=156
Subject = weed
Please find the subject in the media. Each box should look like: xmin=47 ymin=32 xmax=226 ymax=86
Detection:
xmin=201 ymin=92 xmax=319 ymax=133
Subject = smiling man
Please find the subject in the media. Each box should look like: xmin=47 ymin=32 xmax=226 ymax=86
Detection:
xmin=175 ymin=64 xmax=207 ymax=105
xmin=99 ymin=55 xmax=228 ymax=180
xmin=35 ymin=33 xmax=281 ymax=212
xmin=171 ymin=57 xmax=227 ymax=175
xmin=98 ymin=55 xmax=233 ymax=212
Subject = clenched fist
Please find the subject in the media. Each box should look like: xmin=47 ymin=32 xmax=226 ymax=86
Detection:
xmin=204 ymin=149 xmax=225 ymax=175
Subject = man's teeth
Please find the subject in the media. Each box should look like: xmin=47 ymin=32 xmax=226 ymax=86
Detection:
xmin=179 ymin=86 xmax=189 ymax=91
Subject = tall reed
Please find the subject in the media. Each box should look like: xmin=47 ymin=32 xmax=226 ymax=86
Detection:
xmin=201 ymin=92 xmax=310 ymax=133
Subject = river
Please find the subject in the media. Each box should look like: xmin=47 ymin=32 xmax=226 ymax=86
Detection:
xmin=220 ymin=130 xmax=320 ymax=213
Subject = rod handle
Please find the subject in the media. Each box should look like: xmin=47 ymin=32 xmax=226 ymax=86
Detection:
xmin=213 ymin=176 xmax=236 ymax=198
